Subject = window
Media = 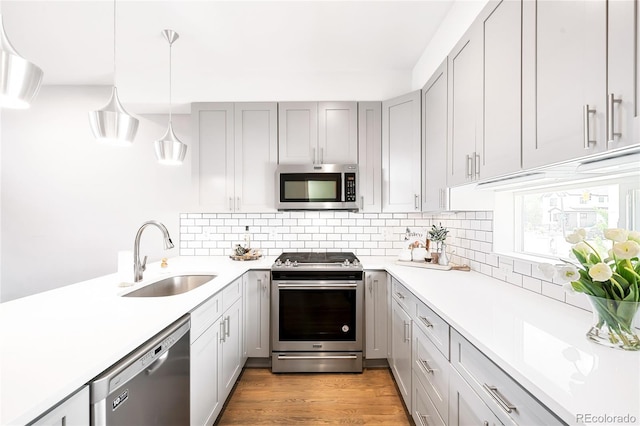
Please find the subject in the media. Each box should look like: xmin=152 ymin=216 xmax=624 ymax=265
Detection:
xmin=505 ymin=175 xmax=639 ymax=260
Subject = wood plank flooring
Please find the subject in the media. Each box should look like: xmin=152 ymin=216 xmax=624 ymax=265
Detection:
xmin=215 ymin=368 xmax=412 ymax=425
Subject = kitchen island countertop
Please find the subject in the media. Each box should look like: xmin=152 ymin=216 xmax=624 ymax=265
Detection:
xmin=1 ymin=255 xmax=638 ymax=425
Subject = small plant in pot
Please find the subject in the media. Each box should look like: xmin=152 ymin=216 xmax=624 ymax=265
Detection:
xmin=428 ymin=223 xmax=449 ymax=264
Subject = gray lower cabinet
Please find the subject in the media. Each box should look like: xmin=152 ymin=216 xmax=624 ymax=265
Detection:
xmin=449 ymin=365 xmax=503 ymax=426
xmin=364 ymin=271 xmax=388 ymax=359
xmin=29 ymin=386 xmax=89 ymax=426
xmin=413 ymin=371 xmax=446 ymax=426
xmin=390 ymin=294 xmax=413 ymax=412
xmin=245 ymin=270 xmax=270 ymax=358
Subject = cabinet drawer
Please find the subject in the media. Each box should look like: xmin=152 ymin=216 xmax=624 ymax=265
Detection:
xmin=415 ymin=300 xmax=450 ymax=359
xmin=222 ymin=277 xmax=242 ymax=311
xmin=391 ymin=278 xmax=415 ymax=315
xmin=191 ymin=293 xmax=222 ymax=343
xmin=413 ymin=324 xmax=449 ymax=423
xmin=413 ymin=371 xmax=446 ymax=426
xmin=451 ymin=329 xmax=563 ymax=426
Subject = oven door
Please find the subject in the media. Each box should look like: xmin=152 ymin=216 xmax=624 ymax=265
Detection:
xmin=272 ymin=280 xmax=363 ymax=352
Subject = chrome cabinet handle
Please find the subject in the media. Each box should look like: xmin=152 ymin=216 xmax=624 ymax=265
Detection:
xmin=395 ymin=291 xmax=405 ymax=300
xmin=419 ymin=316 xmax=433 ymax=328
xmin=219 ymin=320 xmax=226 ymax=343
xmin=474 ymin=152 xmax=480 ymax=178
xmin=414 ymin=194 xmax=419 ymax=210
xmin=483 ymin=383 xmax=517 ymax=413
xmin=360 ymin=196 xmax=364 ymax=208
xmin=225 ymin=316 xmax=230 ymax=338
xmin=403 ymin=321 xmax=410 ymax=342
xmin=583 ymin=105 xmax=597 ymax=149
xmin=419 ymin=357 xmax=434 ymax=374
xmin=236 ymin=197 xmax=240 ymax=211
xmin=228 ymin=197 xmax=233 ymax=211
xmin=320 ymin=147 xmax=324 ymax=164
xmin=466 ymin=154 xmax=473 ymax=178
xmin=416 ymin=411 xmax=430 ymax=426
xmin=607 ymin=93 xmax=622 ymax=143
xmin=367 ymin=276 xmax=372 ymax=294
xmin=312 ymin=147 xmax=316 ymax=164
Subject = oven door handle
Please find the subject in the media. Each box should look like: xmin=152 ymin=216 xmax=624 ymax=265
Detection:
xmin=276 ymin=282 xmax=359 ymax=289
xmin=277 ymin=354 xmax=359 ymax=360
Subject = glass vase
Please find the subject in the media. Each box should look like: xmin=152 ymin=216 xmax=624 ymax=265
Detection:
xmin=586 ymin=295 xmax=640 ymax=351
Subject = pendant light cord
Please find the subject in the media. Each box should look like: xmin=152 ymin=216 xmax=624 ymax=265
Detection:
xmin=168 ymin=39 xmax=173 ymax=123
xmin=113 ymin=0 xmax=117 ymax=85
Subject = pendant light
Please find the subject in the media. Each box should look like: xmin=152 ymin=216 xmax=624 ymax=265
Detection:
xmin=154 ymin=29 xmax=187 ymax=166
xmin=88 ymin=0 xmax=138 ymax=146
xmin=0 ymin=13 xmax=43 ymax=109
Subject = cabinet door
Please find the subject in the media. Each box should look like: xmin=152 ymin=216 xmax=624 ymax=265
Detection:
xmin=245 ymin=270 xmax=270 ymax=358
xmin=318 ymin=101 xmax=358 ymax=164
xmin=234 ymin=103 xmax=278 ymax=212
xmin=480 ymin=0 xmax=522 ymax=179
xmin=30 ymin=386 xmax=89 ymax=426
xmin=449 ymin=367 xmax=503 ymax=426
xmin=447 ymin=22 xmax=482 ymax=186
xmin=192 ymin=103 xmax=235 ymax=210
xmin=219 ymin=297 xmax=243 ymax=402
xmin=422 ymin=59 xmax=449 ymax=212
xmin=608 ymin=0 xmax=639 ymax=149
xmin=278 ymin=102 xmax=318 ymax=164
xmin=365 ymin=271 xmax=388 ymax=359
xmin=358 ymin=102 xmax=382 ymax=212
xmin=191 ymin=322 xmax=221 ymax=426
xmin=522 ymin=0 xmax=606 ymax=168
xmin=382 ymin=90 xmax=422 ymax=212
xmin=390 ymin=298 xmax=412 ymax=412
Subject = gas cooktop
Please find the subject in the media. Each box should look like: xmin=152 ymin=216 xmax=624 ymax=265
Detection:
xmin=273 ymin=252 xmax=361 ymax=269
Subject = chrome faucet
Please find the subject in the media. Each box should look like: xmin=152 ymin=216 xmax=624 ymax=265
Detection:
xmin=133 ymin=220 xmax=175 ymax=282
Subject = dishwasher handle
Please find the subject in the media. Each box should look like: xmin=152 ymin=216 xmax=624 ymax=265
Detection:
xmin=90 ymin=314 xmax=190 ymax=403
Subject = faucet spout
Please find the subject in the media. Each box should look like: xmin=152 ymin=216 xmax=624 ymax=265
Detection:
xmin=133 ymin=220 xmax=174 ymax=282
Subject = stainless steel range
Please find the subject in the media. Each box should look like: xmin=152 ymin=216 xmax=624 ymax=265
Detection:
xmin=271 ymin=252 xmax=364 ymax=373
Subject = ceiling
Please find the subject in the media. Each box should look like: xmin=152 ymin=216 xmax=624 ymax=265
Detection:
xmin=2 ymin=0 xmax=455 ymax=113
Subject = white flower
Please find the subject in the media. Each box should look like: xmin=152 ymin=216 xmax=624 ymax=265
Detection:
xmin=538 ymin=263 xmax=557 ymax=280
xmin=604 ymin=228 xmax=629 ymax=243
xmin=563 ymin=282 xmax=577 ymax=294
xmin=628 ymin=231 xmax=640 ymax=244
xmin=572 ymin=242 xmax=592 ymax=257
xmin=556 ymin=264 xmax=579 ymax=283
xmin=565 ymin=229 xmax=586 ymax=244
xmin=612 ymin=240 xmax=640 ymax=260
xmin=588 ymin=262 xmax=613 ymax=282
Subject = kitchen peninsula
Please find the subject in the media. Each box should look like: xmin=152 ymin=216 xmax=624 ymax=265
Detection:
xmin=1 ymin=256 xmax=637 ymax=426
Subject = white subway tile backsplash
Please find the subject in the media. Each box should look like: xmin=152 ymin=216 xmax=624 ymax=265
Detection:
xmin=179 ymin=209 xmax=584 ymax=312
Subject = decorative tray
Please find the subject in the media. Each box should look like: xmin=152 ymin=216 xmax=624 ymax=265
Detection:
xmin=395 ymin=260 xmax=470 ymax=271
xmin=229 ymin=252 xmax=262 ymax=261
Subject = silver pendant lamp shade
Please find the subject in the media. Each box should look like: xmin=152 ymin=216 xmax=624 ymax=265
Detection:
xmin=0 ymin=13 xmax=43 ymax=109
xmin=88 ymin=0 xmax=138 ymax=146
xmin=154 ymin=29 xmax=187 ymax=165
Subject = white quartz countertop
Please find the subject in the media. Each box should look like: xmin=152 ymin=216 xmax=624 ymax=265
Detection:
xmin=1 ymin=256 xmax=638 ymax=425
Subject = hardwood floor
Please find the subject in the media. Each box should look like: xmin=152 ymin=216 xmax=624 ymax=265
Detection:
xmin=215 ymin=368 xmax=412 ymax=425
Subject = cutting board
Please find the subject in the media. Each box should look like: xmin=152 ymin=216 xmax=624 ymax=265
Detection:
xmin=395 ymin=260 xmax=470 ymax=271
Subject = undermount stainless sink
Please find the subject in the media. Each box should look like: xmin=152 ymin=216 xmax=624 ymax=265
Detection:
xmin=122 ymin=275 xmax=217 ymax=297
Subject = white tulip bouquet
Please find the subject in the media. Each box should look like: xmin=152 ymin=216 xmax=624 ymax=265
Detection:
xmin=539 ymin=228 xmax=640 ymax=350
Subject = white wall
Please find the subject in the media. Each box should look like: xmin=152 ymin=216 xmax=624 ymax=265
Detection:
xmin=411 ymin=0 xmax=489 ymax=89
xmin=0 ymin=86 xmax=198 ymax=301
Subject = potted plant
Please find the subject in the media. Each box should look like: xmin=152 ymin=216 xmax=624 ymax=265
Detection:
xmin=428 ymin=223 xmax=449 ymax=265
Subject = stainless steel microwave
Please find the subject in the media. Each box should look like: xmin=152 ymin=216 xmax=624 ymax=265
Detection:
xmin=276 ymin=164 xmax=359 ymax=211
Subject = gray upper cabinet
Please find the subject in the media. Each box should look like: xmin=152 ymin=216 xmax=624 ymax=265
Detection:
xmin=608 ymin=0 xmax=639 ymax=149
xmin=480 ymin=0 xmax=522 ymax=179
xmin=422 ymin=59 xmax=449 ymax=212
xmin=193 ymin=102 xmax=278 ymax=212
xmin=447 ymin=21 xmax=482 ymax=187
xmin=358 ymin=102 xmax=382 ymax=212
xmin=382 ymin=90 xmax=422 ymax=212
xmin=522 ymin=0 xmax=607 ymax=168
xmin=278 ymin=101 xmax=358 ymax=164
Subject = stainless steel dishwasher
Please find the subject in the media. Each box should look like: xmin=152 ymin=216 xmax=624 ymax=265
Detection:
xmin=90 ymin=315 xmax=190 ymax=426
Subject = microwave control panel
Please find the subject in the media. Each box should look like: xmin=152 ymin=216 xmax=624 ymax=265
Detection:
xmin=345 ymin=173 xmax=357 ymax=202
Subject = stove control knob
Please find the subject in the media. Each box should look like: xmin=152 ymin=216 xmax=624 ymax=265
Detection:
xmin=352 ymin=259 xmax=360 ymax=267
xmin=274 ymin=259 xmax=282 ymax=267
xmin=284 ymin=259 xmax=291 ymax=267
xmin=293 ymin=260 xmax=298 ymax=267
xmin=343 ymin=259 xmax=351 ymax=267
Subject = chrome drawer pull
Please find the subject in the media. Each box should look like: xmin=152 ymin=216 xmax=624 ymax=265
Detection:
xmin=395 ymin=292 xmax=405 ymax=300
xmin=419 ymin=316 xmax=433 ymax=328
xmin=416 ymin=411 xmax=430 ymax=426
xmin=277 ymin=354 xmax=358 ymax=360
xmin=419 ymin=358 xmax=434 ymax=374
xmin=483 ymin=383 xmax=516 ymax=413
